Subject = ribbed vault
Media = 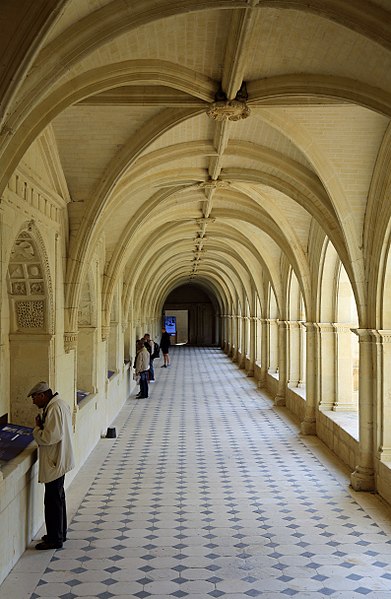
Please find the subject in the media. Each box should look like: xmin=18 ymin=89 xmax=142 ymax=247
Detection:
xmin=1 ymin=0 xmax=391 ymax=332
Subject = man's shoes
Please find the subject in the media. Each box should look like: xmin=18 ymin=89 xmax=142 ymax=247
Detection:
xmin=161 ymin=365 xmax=167 ymax=368
xmin=35 ymin=541 xmax=63 ymax=550
xmin=42 ymin=534 xmax=66 ymax=543
xmin=135 ymin=393 xmax=143 ymax=398
xmin=150 ymin=379 xmax=155 ymax=383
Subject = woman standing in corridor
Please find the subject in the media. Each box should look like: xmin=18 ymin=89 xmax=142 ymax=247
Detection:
xmin=160 ymin=327 xmax=171 ymax=368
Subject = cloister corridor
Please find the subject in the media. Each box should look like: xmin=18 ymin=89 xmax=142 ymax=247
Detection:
xmin=2 ymin=347 xmax=391 ymax=599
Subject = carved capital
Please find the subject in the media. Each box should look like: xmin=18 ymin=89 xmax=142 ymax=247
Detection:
xmin=64 ymin=331 xmax=78 ymax=353
xmin=101 ymin=325 xmax=111 ymax=341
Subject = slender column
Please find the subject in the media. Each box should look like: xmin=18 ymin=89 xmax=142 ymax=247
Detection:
xmin=239 ymin=315 xmax=247 ymax=369
xmin=268 ymin=318 xmax=278 ymax=373
xmin=232 ymin=316 xmax=239 ymax=362
xmin=372 ymin=330 xmax=391 ymax=463
xmin=255 ymin=316 xmax=262 ymax=363
xmin=246 ymin=316 xmax=256 ymax=376
xmin=350 ymin=329 xmax=375 ymax=491
xmin=298 ymin=321 xmax=306 ymax=388
xmin=333 ymin=324 xmax=356 ymax=411
xmin=258 ymin=318 xmax=268 ymax=388
xmin=287 ymin=320 xmax=300 ymax=387
xmin=228 ymin=315 xmax=234 ymax=356
xmin=301 ymin=322 xmax=317 ymax=435
xmin=274 ymin=320 xmax=287 ymax=406
xmin=315 ymin=323 xmax=336 ymax=410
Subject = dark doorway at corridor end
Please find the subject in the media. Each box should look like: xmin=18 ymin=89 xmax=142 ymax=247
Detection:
xmin=163 ymin=283 xmax=219 ymax=346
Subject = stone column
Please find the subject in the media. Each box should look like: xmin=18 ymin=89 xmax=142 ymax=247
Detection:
xmin=301 ymin=322 xmax=317 ymax=435
xmin=372 ymin=330 xmax=391 ymax=463
xmin=333 ymin=323 xmax=356 ymax=411
xmin=298 ymin=321 xmax=306 ymax=388
xmin=315 ymin=323 xmax=336 ymax=410
xmin=268 ymin=318 xmax=278 ymax=373
xmin=232 ymin=316 xmax=239 ymax=362
xmin=350 ymin=329 xmax=375 ymax=491
xmin=239 ymin=315 xmax=247 ymax=369
xmin=246 ymin=316 xmax=256 ymax=376
xmin=228 ymin=315 xmax=234 ymax=356
xmin=275 ymin=320 xmax=287 ymax=406
xmin=258 ymin=318 xmax=268 ymax=388
xmin=287 ymin=320 xmax=300 ymax=387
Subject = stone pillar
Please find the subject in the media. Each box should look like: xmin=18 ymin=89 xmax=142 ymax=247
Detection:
xmin=268 ymin=318 xmax=278 ymax=373
xmin=372 ymin=330 xmax=391 ymax=464
xmin=287 ymin=320 xmax=300 ymax=387
xmin=274 ymin=320 xmax=287 ymax=406
xmin=301 ymin=322 xmax=317 ymax=435
xmin=246 ymin=316 xmax=256 ymax=376
xmin=239 ymin=315 xmax=246 ymax=369
xmin=232 ymin=316 xmax=239 ymax=362
xmin=298 ymin=321 xmax=306 ymax=388
xmin=315 ymin=323 xmax=336 ymax=410
xmin=350 ymin=329 xmax=375 ymax=491
xmin=228 ymin=315 xmax=234 ymax=356
xmin=333 ymin=324 xmax=356 ymax=411
xmin=258 ymin=318 xmax=268 ymax=388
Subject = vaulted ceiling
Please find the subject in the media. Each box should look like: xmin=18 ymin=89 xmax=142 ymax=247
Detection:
xmin=1 ymin=0 xmax=391 ymax=324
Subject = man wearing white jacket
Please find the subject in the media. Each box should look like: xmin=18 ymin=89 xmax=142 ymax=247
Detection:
xmin=28 ymin=381 xmax=75 ymax=550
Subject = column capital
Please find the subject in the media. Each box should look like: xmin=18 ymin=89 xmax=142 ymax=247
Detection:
xmin=101 ymin=325 xmax=111 ymax=341
xmin=315 ymin=322 xmax=335 ymax=333
xmin=350 ymin=328 xmax=373 ymax=341
xmin=64 ymin=331 xmax=78 ymax=353
xmin=371 ymin=329 xmax=391 ymax=343
xmin=333 ymin=323 xmax=353 ymax=334
xmin=284 ymin=320 xmax=301 ymax=329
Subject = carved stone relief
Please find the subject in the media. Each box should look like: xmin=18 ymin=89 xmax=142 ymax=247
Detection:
xmin=7 ymin=230 xmax=49 ymax=332
xmin=15 ymin=300 xmax=45 ymax=328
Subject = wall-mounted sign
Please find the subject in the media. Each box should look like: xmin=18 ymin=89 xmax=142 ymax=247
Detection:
xmin=164 ymin=316 xmax=176 ymax=334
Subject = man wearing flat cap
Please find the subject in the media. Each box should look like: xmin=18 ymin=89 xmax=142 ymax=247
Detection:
xmin=28 ymin=381 xmax=75 ymax=550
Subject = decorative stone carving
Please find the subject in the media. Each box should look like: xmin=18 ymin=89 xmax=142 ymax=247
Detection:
xmin=11 ymin=237 xmax=35 ymax=261
xmin=16 ymin=300 xmax=44 ymax=328
xmin=12 ymin=282 xmax=27 ymax=295
xmin=64 ymin=331 xmax=78 ymax=353
xmin=101 ymin=326 xmax=111 ymax=341
xmin=207 ymin=99 xmax=250 ymax=122
xmin=30 ymin=282 xmax=44 ymax=294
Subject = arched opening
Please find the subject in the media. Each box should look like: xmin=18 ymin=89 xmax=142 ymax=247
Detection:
xmin=163 ymin=283 xmax=219 ymax=346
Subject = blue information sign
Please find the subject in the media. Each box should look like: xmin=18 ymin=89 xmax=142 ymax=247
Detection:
xmin=0 ymin=423 xmax=34 ymax=461
xmin=164 ymin=316 xmax=176 ymax=334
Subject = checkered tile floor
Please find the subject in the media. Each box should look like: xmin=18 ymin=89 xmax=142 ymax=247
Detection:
xmin=3 ymin=347 xmax=391 ymax=598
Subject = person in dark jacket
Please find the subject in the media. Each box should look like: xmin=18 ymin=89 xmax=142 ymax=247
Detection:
xmin=160 ymin=327 xmax=171 ymax=367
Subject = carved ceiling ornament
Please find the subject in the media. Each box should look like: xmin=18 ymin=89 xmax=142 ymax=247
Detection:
xmin=207 ymin=99 xmax=250 ymax=122
xmin=207 ymin=82 xmax=250 ymax=122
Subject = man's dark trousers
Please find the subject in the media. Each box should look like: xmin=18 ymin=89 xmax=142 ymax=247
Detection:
xmin=44 ymin=475 xmax=67 ymax=545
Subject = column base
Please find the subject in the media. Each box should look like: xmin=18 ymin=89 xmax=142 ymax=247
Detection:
xmin=274 ymin=394 xmax=285 ymax=407
xmin=246 ymin=369 xmax=254 ymax=377
xmin=257 ymin=378 xmax=265 ymax=389
xmin=350 ymin=466 xmax=375 ymax=491
xmin=300 ymin=418 xmax=316 ymax=435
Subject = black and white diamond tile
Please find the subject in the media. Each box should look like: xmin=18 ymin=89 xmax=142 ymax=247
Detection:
xmin=24 ymin=347 xmax=391 ymax=597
